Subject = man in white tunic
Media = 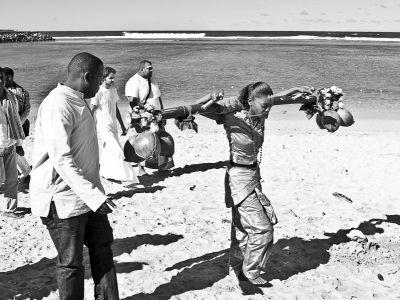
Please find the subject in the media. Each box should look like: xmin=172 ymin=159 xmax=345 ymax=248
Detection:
xmin=30 ymin=53 xmax=119 ymax=300
xmin=91 ymin=67 xmax=138 ymax=183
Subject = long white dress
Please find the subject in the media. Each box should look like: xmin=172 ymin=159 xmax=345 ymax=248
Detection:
xmin=91 ymin=86 xmax=138 ymax=183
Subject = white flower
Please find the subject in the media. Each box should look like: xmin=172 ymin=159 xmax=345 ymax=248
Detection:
xmin=234 ymin=111 xmax=247 ymax=119
xmin=142 ymin=112 xmax=154 ymax=119
xmin=338 ymin=102 xmax=344 ymax=108
xmin=330 ymin=86 xmax=343 ymax=95
xmin=140 ymin=118 xmax=148 ymax=127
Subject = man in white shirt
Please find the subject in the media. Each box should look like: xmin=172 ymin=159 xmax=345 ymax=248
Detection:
xmin=30 ymin=53 xmax=119 ymax=300
xmin=125 ymin=60 xmax=163 ymax=110
xmin=125 ymin=60 xmax=174 ymax=175
xmin=0 ymin=68 xmax=25 ymax=218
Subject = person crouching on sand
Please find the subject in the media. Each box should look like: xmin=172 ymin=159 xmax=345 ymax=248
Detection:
xmin=197 ymin=82 xmax=313 ymax=285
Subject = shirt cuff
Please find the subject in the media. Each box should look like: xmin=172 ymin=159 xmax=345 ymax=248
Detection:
xmin=85 ymin=193 xmax=109 ymax=213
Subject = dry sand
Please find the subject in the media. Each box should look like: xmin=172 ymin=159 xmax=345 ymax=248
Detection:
xmin=1 ymin=105 xmax=400 ymax=300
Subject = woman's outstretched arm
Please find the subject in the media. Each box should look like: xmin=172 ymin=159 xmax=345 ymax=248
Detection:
xmin=271 ymin=86 xmax=316 ymax=106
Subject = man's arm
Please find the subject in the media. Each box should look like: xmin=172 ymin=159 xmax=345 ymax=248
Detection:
xmin=90 ymin=92 xmax=101 ymax=114
xmin=116 ymin=104 xmax=127 ymax=134
xmin=43 ymin=102 xmax=109 ymax=212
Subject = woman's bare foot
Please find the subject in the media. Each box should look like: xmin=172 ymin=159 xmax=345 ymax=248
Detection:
xmin=239 ymin=272 xmax=268 ymax=286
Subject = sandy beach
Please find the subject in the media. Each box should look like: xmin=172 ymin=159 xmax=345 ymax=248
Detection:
xmin=0 ymin=103 xmax=399 ymax=300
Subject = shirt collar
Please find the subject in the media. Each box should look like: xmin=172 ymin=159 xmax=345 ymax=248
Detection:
xmin=57 ymin=83 xmax=85 ymax=99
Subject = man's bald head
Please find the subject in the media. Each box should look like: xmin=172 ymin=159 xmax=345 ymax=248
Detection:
xmin=138 ymin=60 xmax=153 ymax=79
xmin=65 ymin=52 xmax=104 ymax=98
xmin=67 ymin=52 xmax=103 ymax=79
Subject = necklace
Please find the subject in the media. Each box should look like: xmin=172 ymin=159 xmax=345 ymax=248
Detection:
xmin=247 ymin=114 xmax=264 ymax=165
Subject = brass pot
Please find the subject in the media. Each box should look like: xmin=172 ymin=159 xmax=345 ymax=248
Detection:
xmin=158 ymin=131 xmax=175 ymax=157
xmin=337 ymin=108 xmax=355 ymax=127
xmin=321 ymin=110 xmax=341 ymax=132
xmin=124 ymin=131 xmax=161 ymax=163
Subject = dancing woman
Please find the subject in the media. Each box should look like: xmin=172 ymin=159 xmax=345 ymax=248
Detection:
xmin=198 ymin=82 xmax=313 ymax=285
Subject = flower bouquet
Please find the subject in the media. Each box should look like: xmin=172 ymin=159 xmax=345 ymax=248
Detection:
xmin=126 ymin=104 xmax=163 ymax=132
xmin=300 ymin=86 xmax=355 ymax=132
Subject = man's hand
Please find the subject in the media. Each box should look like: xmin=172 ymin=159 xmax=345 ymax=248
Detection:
xmin=16 ymin=146 xmax=25 ymax=156
xmin=96 ymin=198 xmax=117 ymax=215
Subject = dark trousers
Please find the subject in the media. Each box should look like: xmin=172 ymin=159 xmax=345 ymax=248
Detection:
xmin=41 ymin=203 xmax=119 ymax=300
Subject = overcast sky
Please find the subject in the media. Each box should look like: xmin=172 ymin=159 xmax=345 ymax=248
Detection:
xmin=1 ymin=0 xmax=400 ymax=31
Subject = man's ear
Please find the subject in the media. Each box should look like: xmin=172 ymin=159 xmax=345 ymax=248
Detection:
xmin=83 ymin=71 xmax=90 ymax=83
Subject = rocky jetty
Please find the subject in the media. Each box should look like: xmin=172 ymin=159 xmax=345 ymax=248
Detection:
xmin=0 ymin=30 xmax=54 ymax=43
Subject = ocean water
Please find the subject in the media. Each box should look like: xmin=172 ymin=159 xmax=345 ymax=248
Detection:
xmin=1 ymin=38 xmax=399 ymax=114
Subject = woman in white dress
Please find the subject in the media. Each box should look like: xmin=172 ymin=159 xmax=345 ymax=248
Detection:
xmin=91 ymin=67 xmax=138 ymax=183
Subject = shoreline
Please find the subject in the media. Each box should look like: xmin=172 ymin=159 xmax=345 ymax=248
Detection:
xmin=50 ymin=38 xmax=400 ymax=47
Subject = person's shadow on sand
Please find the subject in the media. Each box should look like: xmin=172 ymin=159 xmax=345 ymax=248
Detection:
xmin=0 ymin=233 xmax=183 ymax=300
xmin=138 ymin=160 xmax=230 ymax=187
xmin=123 ymin=215 xmax=400 ymax=299
xmin=106 ymin=161 xmax=229 ymax=200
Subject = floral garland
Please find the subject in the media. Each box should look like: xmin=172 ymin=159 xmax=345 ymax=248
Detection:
xmin=300 ymin=86 xmax=354 ymax=132
xmin=317 ymin=86 xmax=344 ymax=111
xmin=126 ymin=105 xmax=163 ymax=132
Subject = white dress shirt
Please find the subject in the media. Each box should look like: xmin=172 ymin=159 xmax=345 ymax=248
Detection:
xmin=30 ymin=84 xmax=108 ymax=219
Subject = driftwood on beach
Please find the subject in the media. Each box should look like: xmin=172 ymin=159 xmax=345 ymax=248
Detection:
xmin=0 ymin=30 xmax=54 ymax=43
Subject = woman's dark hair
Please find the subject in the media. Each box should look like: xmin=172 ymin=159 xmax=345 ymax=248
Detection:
xmin=238 ymin=82 xmax=273 ymax=110
xmin=103 ymin=66 xmax=116 ymax=79
xmin=1 ymin=67 xmax=14 ymax=78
